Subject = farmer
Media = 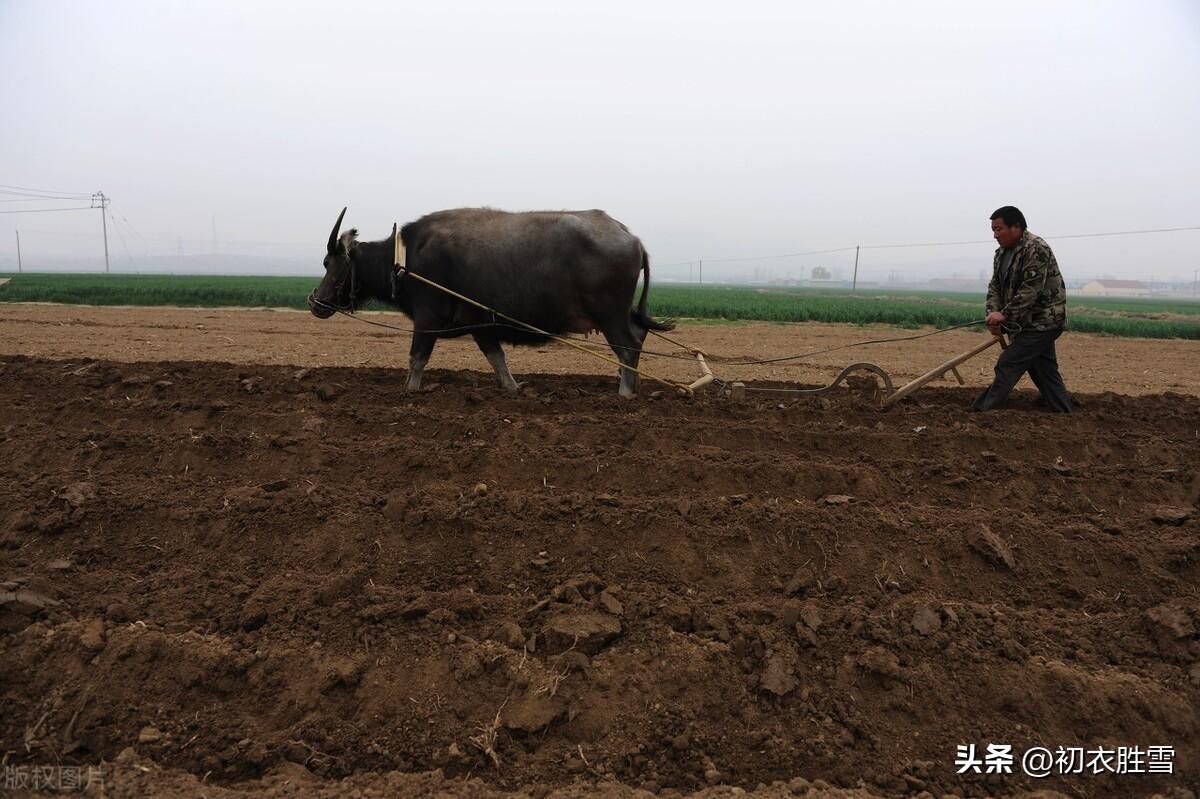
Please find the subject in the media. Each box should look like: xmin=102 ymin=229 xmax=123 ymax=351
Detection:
xmin=972 ymin=206 xmax=1072 ymax=412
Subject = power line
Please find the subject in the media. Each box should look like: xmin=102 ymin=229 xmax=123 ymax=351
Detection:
xmin=0 ymin=224 xmax=310 ymax=249
xmin=116 ymin=208 xmax=147 ymax=243
xmin=0 ymin=206 xmax=96 ymax=214
xmin=703 ymin=246 xmax=859 ymax=264
xmin=0 ymin=187 xmax=88 ymax=196
xmin=0 ymin=194 xmax=92 ymax=203
xmin=0 ymin=227 xmax=105 ymax=238
xmin=668 ymin=224 xmax=1200 ymax=266
xmin=1046 ymin=225 xmax=1200 ymax=241
xmin=0 ymin=197 xmax=95 ymax=203
xmin=0 ymin=183 xmax=92 ymax=198
xmin=106 ymin=207 xmax=135 ymax=263
xmin=0 ymin=186 xmax=112 ymax=270
xmin=862 ymin=238 xmax=987 ymax=250
xmin=862 ymin=224 xmax=1200 ymax=250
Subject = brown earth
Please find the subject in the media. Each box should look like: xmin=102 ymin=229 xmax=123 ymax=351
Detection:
xmin=1 ymin=305 xmax=1199 ymax=798
xmin=0 ymin=304 xmax=1198 ymax=395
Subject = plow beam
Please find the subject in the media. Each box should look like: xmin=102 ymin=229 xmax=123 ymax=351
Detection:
xmin=881 ymin=335 xmax=1004 ymax=408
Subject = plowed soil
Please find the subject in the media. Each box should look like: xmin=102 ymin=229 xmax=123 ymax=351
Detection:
xmin=1 ymin=305 xmax=1198 ymax=798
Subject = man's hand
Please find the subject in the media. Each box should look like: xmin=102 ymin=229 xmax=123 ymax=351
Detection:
xmin=986 ymin=311 xmax=1006 ymax=335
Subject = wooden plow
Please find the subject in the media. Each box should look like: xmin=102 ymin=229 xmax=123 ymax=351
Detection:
xmin=721 ymin=334 xmax=1006 ymax=409
xmin=688 ymin=351 xmax=716 ymax=394
xmin=879 ymin=334 xmax=1005 ymax=408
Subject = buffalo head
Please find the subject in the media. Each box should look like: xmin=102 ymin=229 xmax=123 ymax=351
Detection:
xmin=308 ymin=207 xmax=358 ymax=318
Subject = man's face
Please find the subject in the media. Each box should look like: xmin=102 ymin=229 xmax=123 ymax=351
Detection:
xmin=991 ymin=218 xmax=1022 ymax=249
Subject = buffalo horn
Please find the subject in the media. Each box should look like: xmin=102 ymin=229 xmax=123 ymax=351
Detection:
xmin=327 ymin=207 xmax=347 ymax=253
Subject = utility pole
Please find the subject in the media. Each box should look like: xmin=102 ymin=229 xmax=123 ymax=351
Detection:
xmin=92 ymin=191 xmax=110 ymax=273
xmin=851 ymin=245 xmax=860 ymax=292
xmin=15 ymin=230 xmax=21 ymax=273
xmin=698 ymin=258 xmax=703 ymax=285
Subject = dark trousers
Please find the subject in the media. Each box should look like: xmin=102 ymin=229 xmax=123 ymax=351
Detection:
xmin=972 ymin=329 xmax=1072 ymax=412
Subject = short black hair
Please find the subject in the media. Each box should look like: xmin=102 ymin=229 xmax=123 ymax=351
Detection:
xmin=990 ymin=206 xmax=1026 ymax=230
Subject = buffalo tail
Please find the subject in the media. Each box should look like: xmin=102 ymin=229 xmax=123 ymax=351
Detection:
xmin=633 ymin=248 xmax=676 ymax=332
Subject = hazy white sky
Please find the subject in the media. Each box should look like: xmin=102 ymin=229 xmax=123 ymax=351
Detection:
xmin=2 ymin=0 xmax=1198 ymax=282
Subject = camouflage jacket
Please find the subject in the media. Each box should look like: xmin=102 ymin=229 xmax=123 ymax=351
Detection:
xmin=986 ymin=230 xmax=1067 ymax=332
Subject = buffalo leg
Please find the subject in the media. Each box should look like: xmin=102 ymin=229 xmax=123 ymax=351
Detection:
xmin=629 ymin=313 xmax=651 ymax=347
xmin=407 ymin=333 xmax=436 ymax=391
xmin=472 ymin=333 xmax=520 ymax=392
xmin=602 ymin=321 xmax=643 ymax=398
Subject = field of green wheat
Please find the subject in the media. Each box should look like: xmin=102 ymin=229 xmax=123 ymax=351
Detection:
xmin=2 ymin=273 xmax=1197 ymax=340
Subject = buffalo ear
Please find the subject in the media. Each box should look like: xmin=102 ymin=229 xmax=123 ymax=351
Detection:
xmin=327 ymin=207 xmax=347 ymax=254
xmin=330 ymin=229 xmax=359 ymax=258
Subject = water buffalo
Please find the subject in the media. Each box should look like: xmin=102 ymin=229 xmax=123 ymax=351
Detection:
xmin=308 ymin=207 xmax=674 ymax=396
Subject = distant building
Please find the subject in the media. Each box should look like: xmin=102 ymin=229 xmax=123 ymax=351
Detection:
xmin=1079 ymin=279 xmax=1151 ymax=297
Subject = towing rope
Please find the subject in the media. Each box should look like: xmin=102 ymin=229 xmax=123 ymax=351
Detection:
xmin=399 ymin=270 xmax=694 ymax=393
xmin=314 ymin=271 xmax=695 ymax=393
xmin=315 ymin=259 xmax=1022 ymax=397
xmin=650 ymin=318 xmax=1022 ymax=364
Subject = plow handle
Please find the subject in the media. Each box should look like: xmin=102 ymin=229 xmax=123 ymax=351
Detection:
xmin=882 ymin=335 xmax=1002 ymax=408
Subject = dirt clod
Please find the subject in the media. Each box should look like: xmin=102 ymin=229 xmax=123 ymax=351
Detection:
xmin=541 ymin=611 xmax=621 ymax=655
xmin=784 ymin=567 xmax=817 ymax=596
xmin=61 ymin=481 xmax=97 ymax=508
xmin=760 ymin=654 xmax=799 ymax=697
xmin=1145 ymin=602 xmax=1197 ymax=658
xmin=911 ymin=606 xmax=941 ymax=636
xmin=489 ymin=620 xmax=526 ymax=650
xmin=967 ymin=524 xmax=1016 ymax=570
xmin=80 ymin=618 xmax=106 ymax=651
xmin=859 ymin=647 xmax=904 ymax=680
xmin=1149 ymin=506 xmax=1193 ymax=526
xmin=138 ymin=726 xmax=163 ymax=744
xmin=502 ymin=694 xmax=564 ymax=733
xmin=597 ymin=590 xmax=624 ymax=616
